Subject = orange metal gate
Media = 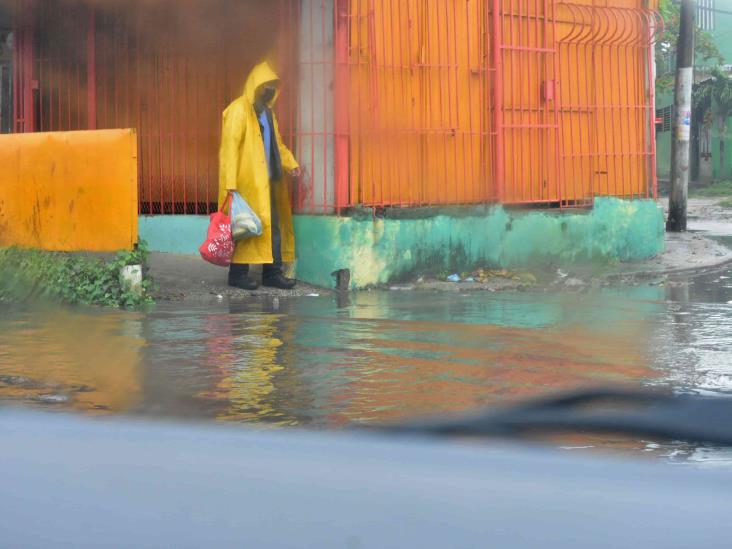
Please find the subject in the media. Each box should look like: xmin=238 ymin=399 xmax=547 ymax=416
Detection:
xmin=345 ymin=0 xmax=493 ymax=207
xmin=12 ymin=0 xmax=287 ymax=215
xmin=494 ymin=0 xmax=561 ymax=204
xmin=341 ymin=0 xmax=660 ymax=209
xmin=13 ymin=0 xmax=660 ymax=214
xmin=554 ymin=1 xmax=661 ymax=205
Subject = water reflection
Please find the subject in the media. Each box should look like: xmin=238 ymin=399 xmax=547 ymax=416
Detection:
xmin=1 ymin=288 xmax=664 ymax=423
xmin=0 ymin=304 xmax=143 ymax=413
xmin=1 ymin=267 xmax=731 ymax=464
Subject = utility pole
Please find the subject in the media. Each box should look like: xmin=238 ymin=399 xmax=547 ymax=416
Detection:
xmin=667 ymin=0 xmax=696 ymax=232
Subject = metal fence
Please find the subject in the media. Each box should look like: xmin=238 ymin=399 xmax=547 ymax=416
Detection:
xmin=12 ymin=0 xmax=661 ymax=215
xmin=553 ymin=2 xmax=662 ymax=205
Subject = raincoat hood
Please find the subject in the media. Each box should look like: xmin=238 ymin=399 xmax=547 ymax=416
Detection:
xmin=243 ymin=61 xmax=281 ymax=107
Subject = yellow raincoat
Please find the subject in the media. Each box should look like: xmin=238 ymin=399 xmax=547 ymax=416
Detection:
xmin=218 ymin=61 xmax=299 ymax=265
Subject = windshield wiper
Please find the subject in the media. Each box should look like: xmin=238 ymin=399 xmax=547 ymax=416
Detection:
xmin=368 ymin=388 xmax=732 ymax=446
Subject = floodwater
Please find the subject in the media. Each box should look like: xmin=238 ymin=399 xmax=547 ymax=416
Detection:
xmin=1 ymin=241 xmax=732 ymax=465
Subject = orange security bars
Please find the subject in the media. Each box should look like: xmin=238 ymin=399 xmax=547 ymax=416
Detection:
xmin=12 ymin=0 xmax=662 ymax=215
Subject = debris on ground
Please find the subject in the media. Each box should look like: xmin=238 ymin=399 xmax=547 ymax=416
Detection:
xmin=468 ymin=268 xmax=538 ymax=285
xmin=562 ymin=277 xmax=585 ymax=289
xmin=409 ymin=268 xmax=540 ymax=291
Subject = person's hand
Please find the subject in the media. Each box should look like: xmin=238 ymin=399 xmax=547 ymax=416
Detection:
xmin=291 ymin=167 xmax=311 ymax=188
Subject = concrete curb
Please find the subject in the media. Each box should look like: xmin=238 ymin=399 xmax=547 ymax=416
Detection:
xmin=601 ymin=231 xmax=732 ymax=282
xmin=603 ymin=255 xmax=732 ymax=282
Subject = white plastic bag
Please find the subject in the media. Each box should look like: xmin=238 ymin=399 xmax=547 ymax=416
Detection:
xmin=230 ymin=191 xmax=262 ymax=241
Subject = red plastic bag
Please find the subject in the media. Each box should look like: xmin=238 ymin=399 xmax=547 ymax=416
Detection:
xmin=199 ymin=195 xmax=234 ymax=267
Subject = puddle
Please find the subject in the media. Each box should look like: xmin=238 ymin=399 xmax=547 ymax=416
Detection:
xmin=1 ymin=258 xmax=732 ymax=465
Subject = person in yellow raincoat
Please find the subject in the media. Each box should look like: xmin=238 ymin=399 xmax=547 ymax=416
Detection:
xmin=219 ymin=61 xmax=301 ymax=290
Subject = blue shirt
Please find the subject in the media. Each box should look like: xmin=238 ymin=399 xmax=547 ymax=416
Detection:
xmin=258 ymin=109 xmax=273 ymax=180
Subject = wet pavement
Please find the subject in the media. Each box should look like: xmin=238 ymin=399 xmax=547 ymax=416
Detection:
xmin=1 ymin=237 xmax=731 ymax=465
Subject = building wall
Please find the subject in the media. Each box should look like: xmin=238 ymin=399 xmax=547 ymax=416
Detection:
xmin=701 ymin=0 xmax=732 ymax=181
xmin=293 ymin=198 xmax=665 ymax=288
xmin=344 ymin=0 xmax=656 ymax=208
xmin=705 ymin=0 xmax=732 ymax=63
xmin=655 ymin=100 xmax=731 ymax=184
xmin=656 ymin=130 xmax=672 ymax=181
xmin=6 ymin=1 xmax=666 ymax=285
xmin=0 ymin=129 xmax=138 ymax=251
xmin=711 ymin=122 xmax=732 ymax=179
xmin=12 ymin=0 xmax=658 ymax=212
xmin=11 ymin=0 xmax=285 ymax=214
xmin=656 ymin=1 xmax=732 ymax=183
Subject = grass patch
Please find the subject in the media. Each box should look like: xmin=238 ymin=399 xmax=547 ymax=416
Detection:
xmin=0 ymin=242 xmax=155 ymax=308
xmin=690 ymin=180 xmax=732 ymax=198
xmin=720 ymin=198 xmax=732 ymax=208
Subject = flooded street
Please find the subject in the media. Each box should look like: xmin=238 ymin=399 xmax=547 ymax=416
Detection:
xmin=2 ymin=244 xmax=732 ymax=465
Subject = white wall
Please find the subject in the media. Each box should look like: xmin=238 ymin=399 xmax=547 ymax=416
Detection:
xmin=297 ymin=0 xmax=335 ymax=214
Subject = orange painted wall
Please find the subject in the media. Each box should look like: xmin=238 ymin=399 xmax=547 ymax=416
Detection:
xmin=347 ymin=0 xmax=491 ymax=207
xmin=346 ymin=0 xmax=657 ymax=207
xmin=14 ymin=0 xmax=658 ymax=213
xmin=0 ymin=129 xmax=138 ymax=251
xmin=552 ymin=0 xmax=656 ymax=203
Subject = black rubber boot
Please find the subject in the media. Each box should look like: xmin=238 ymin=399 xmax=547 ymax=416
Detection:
xmin=262 ymin=273 xmax=297 ymax=290
xmin=228 ymin=265 xmax=259 ymax=290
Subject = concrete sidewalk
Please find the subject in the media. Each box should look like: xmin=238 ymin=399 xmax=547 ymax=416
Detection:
xmin=149 ymin=230 xmax=732 ymax=298
xmin=601 ymin=231 xmax=732 ymax=281
xmin=567 ymin=197 xmax=732 ymax=285
xmin=150 ymin=255 xmax=327 ymax=301
xmin=149 ymin=198 xmax=732 ymax=299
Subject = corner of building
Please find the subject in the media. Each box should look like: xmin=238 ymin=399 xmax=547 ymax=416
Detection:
xmin=293 ymin=198 xmax=666 ymax=289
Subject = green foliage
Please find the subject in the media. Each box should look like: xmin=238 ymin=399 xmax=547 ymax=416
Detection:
xmin=710 ymin=69 xmax=732 ymax=122
xmin=692 ymin=77 xmax=714 ymax=128
xmin=656 ymin=0 xmax=724 ymax=92
xmin=690 ymin=180 xmax=732 ymax=197
xmin=0 ymin=241 xmax=155 ymax=309
xmin=695 ymin=68 xmax=732 ymax=120
xmin=694 ymin=69 xmax=732 ymax=175
xmin=719 ymin=198 xmax=732 ymax=208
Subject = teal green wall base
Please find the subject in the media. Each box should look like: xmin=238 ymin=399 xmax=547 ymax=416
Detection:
xmin=139 ymin=215 xmax=209 ymax=255
xmin=294 ymin=198 xmax=665 ymax=288
xmin=140 ymin=198 xmax=665 ymax=289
